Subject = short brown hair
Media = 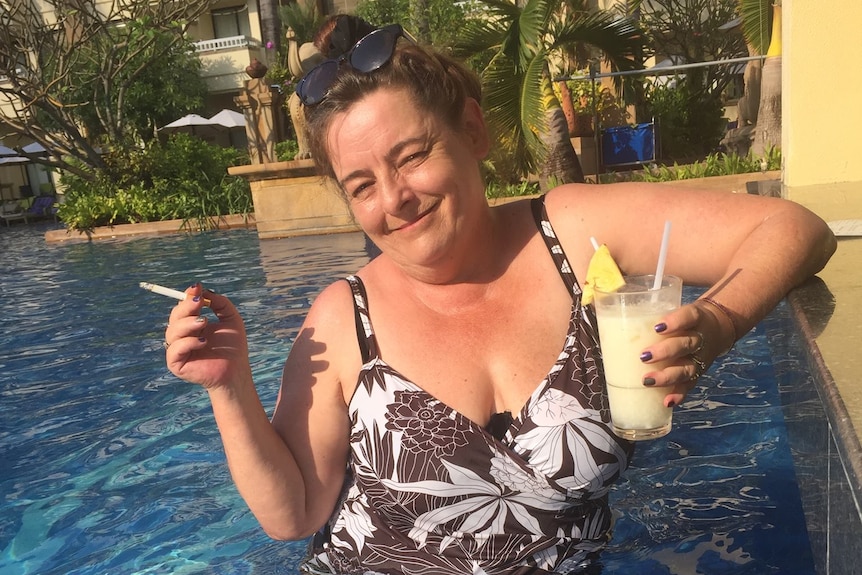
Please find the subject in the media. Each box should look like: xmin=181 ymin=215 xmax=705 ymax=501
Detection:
xmin=303 ymin=42 xmax=483 ymax=182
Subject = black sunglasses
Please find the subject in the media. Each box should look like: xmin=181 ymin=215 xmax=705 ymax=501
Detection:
xmin=296 ymin=24 xmax=414 ymax=106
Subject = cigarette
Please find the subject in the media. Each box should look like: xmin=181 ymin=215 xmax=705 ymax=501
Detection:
xmin=139 ymin=282 xmax=211 ymax=307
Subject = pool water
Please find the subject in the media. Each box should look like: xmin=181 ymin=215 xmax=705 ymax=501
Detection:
xmin=1 ymin=224 xmax=820 ymax=574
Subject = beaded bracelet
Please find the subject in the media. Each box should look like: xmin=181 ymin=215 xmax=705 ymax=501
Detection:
xmin=699 ymin=297 xmax=739 ymax=355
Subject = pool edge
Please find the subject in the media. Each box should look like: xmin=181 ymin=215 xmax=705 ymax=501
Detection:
xmin=787 ymin=287 xmax=862 ymax=513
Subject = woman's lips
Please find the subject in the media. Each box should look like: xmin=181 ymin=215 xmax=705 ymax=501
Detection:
xmin=390 ymin=201 xmax=439 ymax=232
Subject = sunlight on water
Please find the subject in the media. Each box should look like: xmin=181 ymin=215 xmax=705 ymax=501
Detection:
xmin=0 ymin=224 xmax=816 ymax=574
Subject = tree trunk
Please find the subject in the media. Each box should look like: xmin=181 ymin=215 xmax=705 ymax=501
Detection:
xmin=752 ymin=4 xmax=782 ymax=156
xmin=751 ymin=56 xmax=780 ymax=156
xmin=540 ymin=103 xmax=586 ymax=190
xmin=259 ymin=0 xmax=281 ymax=58
xmin=557 ymin=80 xmax=577 ymax=136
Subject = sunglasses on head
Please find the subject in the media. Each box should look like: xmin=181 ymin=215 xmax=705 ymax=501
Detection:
xmin=296 ymin=24 xmax=414 ymax=106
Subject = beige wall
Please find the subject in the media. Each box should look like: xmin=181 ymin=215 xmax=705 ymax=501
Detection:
xmin=784 ymin=0 xmax=862 ymax=190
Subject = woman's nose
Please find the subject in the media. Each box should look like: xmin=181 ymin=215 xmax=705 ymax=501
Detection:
xmin=379 ymin=173 xmax=414 ymax=214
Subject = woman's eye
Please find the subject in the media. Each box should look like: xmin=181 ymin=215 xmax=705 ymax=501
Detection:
xmin=350 ymin=181 xmax=373 ymax=199
xmin=404 ymin=150 xmax=427 ymax=164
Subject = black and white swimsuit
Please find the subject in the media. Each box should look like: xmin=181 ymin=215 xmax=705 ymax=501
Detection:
xmin=304 ymin=196 xmax=632 ymax=574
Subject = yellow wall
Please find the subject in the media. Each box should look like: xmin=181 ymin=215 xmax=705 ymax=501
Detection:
xmin=784 ymin=0 xmax=862 ymax=189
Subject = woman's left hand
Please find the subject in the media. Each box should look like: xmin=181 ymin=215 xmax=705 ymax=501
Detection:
xmin=639 ymin=301 xmax=731 ymax=408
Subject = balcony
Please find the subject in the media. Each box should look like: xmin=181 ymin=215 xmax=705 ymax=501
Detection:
xmin=193 ymin=35 xmax=263 ymax=94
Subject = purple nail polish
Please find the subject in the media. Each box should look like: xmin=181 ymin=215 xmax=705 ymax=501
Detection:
xmin=193 ymin=296 xmax=201 ymax=302
xmin=667 ymin=399 xmax=676 ymax=408
xmin=643 ymin=377 xmax=656 ymax=386
xmin=654 ymin=322 xmax=668 ymax=333
xmin=198 ymin=337 xmax=206 ymax=342
xmin=640 ymin=351 xmax=653 ymax=362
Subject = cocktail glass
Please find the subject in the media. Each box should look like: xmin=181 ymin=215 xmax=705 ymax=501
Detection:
xmin=594 ymin=274 xmax=682 ymax=441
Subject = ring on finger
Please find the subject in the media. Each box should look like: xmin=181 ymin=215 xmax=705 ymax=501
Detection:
xmin=163 ymin=340 xmax=171 ymax=350
xmin=692 ymin=330 xmax=705 ymax=354
xmin=691 ymin=353 xmax=707 ymax=379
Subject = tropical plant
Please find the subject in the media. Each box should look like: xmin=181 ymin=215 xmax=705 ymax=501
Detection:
xmin=644 ymin=80 xmax=726 ymax=161
xmin=355 ymin=0 xmax=475 ymax=48
xmin=57 ymin=135 xmax=251 ymax=232
xmin=636 ymin=0 xmax=747 ymax=98
xmin=0 ymin=0 xmax=212 ymax=181
xmin=453 ymin=0 xmax=644 ymax=189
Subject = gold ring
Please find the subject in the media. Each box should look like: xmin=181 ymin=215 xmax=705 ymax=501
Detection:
xmin=692 ymin=330 xmax=705 ymax=354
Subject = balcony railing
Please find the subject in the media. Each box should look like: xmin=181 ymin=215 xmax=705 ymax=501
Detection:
xmin=193 ymin=35 xmax=260 ymax=53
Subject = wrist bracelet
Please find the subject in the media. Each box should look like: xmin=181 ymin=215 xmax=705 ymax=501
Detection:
xmin=700 ymin=297 xmax=739 ymax=355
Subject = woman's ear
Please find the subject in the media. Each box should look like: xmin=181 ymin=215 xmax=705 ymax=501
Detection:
xmin=461 ymin=98 xmax=490 ymax=159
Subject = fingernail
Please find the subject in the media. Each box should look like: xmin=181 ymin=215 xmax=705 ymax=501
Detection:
xmin=193 ymin=296 xmax=201 ymax=302
xmin=640 ymin=351 xmax=653 ymax=362
xmin=195 ymin=316 xmax=206 ymax=323
xmin=654 ymin=323 xmax=667 ymax=333
xmin=667 ymin=399 xmax=676 ymax=408
xmin=643 ymin=377 xmax=656 ymax=386
xmin=198 ymin=337 xmax=206 ymax=342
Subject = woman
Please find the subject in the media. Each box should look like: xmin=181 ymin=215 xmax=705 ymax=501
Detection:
xmin=164 ymin=24 xmax=836 ymax=575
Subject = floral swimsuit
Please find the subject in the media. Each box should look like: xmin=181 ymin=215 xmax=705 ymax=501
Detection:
xmin=303 ymin=196 xmax=633 ymax=575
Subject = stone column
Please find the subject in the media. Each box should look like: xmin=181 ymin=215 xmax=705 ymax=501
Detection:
xmin=234 ymin=77 xmax=285 ymax=164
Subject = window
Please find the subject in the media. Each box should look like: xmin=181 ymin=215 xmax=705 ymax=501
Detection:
xmin=212 ymin=5 xmax=250 ymax=39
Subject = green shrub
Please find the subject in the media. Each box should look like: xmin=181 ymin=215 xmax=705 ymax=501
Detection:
xmin=275 ymin=139 xmax=299 ymax=162
xmin=644 ymin=81 xmax=726 ymax=162
xmin=58 ymin=134 xmax=251 ymax=232
xmin=627 ymin=148 xmax=782 ymax=183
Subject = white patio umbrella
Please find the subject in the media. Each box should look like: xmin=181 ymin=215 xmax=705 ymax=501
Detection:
xmin=22 ymin=142 xmax=48 ymax=155
xmin=0 ymin=145 xmax=19 ymax=157
xmin=209 ymin=109 xmax=245 ymax=129
xmin=159 ymin=114 xmax=222 ymax=138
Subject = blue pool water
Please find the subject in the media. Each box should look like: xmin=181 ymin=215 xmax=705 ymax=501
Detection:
xmin=1 ymin=223 xmax=820 ymax=574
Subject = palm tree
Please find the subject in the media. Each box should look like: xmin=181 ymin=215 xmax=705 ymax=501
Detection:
xmin=454 ymin=0 xmax=644 ymax=188
xmin=738 ymin=0 xmax=781 ymax=156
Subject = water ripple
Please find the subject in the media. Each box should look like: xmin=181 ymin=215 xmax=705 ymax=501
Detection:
xmin=1 ymin=225 xmax=820 ymax=574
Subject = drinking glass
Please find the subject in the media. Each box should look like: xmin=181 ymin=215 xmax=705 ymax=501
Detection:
xmin=595 ymin=274 xmax=682 ymax=440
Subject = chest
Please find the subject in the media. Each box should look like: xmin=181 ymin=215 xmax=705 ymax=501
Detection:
xmin=366 ymin=270 xmax=574 ymax=425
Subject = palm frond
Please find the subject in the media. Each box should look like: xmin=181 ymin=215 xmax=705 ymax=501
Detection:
xmin=550 ymin=12 xmax=642 ymax=68
xmin=738 ymin=0 xmax=771 ymax=55
xmin=517 ymin=0 xmax=555 ymax=61
xmin=451 ymin=18 xmax=506 ymax=60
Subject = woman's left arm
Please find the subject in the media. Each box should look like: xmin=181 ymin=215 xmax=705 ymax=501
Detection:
xmin=545 ymin=183 xmax=837 ymax=399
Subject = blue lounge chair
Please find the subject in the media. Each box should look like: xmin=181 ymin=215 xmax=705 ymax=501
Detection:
xmin=25 ymin=195 xmax=57 ymax=221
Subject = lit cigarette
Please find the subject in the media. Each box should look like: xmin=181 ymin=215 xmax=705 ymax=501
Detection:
xmin=139 ymin=282 xmax=211 ymax=307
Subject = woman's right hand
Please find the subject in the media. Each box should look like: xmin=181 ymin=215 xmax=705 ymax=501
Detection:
xmin=164 ymin=283 xmax=251 ymax=390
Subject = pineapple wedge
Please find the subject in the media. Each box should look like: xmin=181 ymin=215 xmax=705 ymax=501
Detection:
xmin=581 ymin=244 xmax=625 ymax=306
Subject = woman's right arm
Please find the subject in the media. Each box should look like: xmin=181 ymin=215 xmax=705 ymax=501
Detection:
xmin=165 ymin=281 xmax=356 ymax=540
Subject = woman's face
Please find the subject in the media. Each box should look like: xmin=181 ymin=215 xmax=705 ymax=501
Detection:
xmin=326 ymin=87 xmax=489 ymax=275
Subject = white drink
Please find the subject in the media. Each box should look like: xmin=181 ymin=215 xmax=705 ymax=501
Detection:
xmin=594 ymin=275 xmax=682 ymax=440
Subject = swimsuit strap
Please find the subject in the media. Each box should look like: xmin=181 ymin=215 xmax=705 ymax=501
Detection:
xmin=531 ymin=195 xmax=582 ymax=299
xmin=345 ymin=275 xmax=380 ymax=363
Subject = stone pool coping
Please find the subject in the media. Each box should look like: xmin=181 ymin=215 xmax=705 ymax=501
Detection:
xmin=44 ymin=213 xmax=257 ymax=243
xmin=789 ymin=285 xmax=862 ymax=505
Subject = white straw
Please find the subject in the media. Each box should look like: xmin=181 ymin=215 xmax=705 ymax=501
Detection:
xmin=652 ymin=221 xmax=672 ymax=290
xmin=590 ymin=237 xmax=600 ymax=252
